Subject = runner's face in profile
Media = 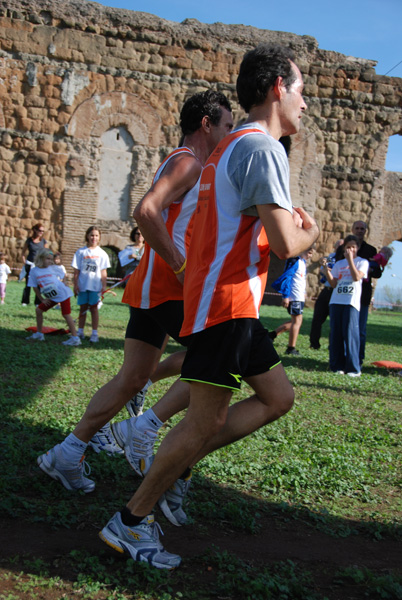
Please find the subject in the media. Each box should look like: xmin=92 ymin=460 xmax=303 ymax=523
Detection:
xmin=209 ymin=107 xmax=234 ymax=151
xmin=279 ymin=63 xmax=307 ymax=136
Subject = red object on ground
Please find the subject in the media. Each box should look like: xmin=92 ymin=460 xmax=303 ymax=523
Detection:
xmin=372 ymin=360 xmax=402 ymax=369
xmin=25 ymin=326 xmax=69 ymax=335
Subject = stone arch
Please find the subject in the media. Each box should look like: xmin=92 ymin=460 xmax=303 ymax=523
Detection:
xmin=67 ymin=92 xmax=162 ymax=147
xmin=369 ymin=128 xmax=402 ymax=251
xmin=62 ymin=92 xmax=164 ymax=267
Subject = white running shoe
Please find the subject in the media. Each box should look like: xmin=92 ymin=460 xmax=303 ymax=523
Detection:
xmin=99 ymin=512 xmax=181 ymax=570
xmin=37 ymin=445 xmax=95 ymax=493
xmin=89 ymin=423 xmax=124 ymax=455
xmin=126 ymin=380 xmax=151 ymax=417
xmin=346 ymin=372 xmax=361 ymax=377
xmin=158 ymin=473 xmax=192 ymax=527
xmin=62 ymin=336 xmax=82 ymax=347
xmin=89 ymin=333 xmax=99 ymax=343
xmin=26 ymin=332 xmax=45 ymax=341
xmin=111 ymin=418 xmax=156 ymax=477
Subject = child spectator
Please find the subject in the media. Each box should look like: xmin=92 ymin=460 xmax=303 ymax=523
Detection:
xmin=0 ymin=252 xmax=11 ymax=304
xmin=272 ymin=247 xmax=314 ymax=356
xmin=53 ymin=252 xmax=67 ymax=276
xmin=324 ymin=235 xmax=369 ymax=377
xmin=369 ymin=246 xmax=393 ymax=271
xmin=72 ymin=226 xmax=110 ymax=343
xmin=26 ymin=249 xmax=81 ymax=346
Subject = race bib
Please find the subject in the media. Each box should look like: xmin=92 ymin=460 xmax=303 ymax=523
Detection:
xmin=336 ymin=280 xmax=353 ymax=295
xmin=41 ymin=283 xmax=58 ymax=299
xmin=85 ymin=259 xmax=97 ymax=273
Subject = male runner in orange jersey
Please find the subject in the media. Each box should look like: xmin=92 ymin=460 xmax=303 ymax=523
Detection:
xmin=37 ymin=91 xmax=233 ymax=496
xmin=99 ymin=44 xmax=319 ymax=569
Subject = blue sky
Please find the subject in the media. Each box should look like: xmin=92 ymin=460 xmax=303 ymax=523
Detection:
xmin=94 ymin=0 xmax=402 ymax=286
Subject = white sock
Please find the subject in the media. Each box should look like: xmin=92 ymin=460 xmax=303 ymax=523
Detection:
xmin=78 ymin=328 xmax=84 ymax=335
xmin=135 ymin=408 xmax=163 ymax=435
xmin=92 ymin=330 xmax=98 ymax=336
xmin=60 ymin=433 xmax=87 ymax=462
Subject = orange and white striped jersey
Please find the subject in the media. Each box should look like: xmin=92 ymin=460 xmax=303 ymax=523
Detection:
xmin=181 ymin=126 xmax=291 ymax=336
xmin=122 ymin=148 xmax=199 ymax=309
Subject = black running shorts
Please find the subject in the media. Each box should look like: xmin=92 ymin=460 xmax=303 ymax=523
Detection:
xmin=181 ymin=318 xmax=281 ymax=391
xmin=125 ymin=301 xmax=188 ymax=349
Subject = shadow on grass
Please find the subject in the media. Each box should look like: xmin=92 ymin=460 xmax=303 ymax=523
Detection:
xmin=0 ymin=436 xmax=401 ymax=600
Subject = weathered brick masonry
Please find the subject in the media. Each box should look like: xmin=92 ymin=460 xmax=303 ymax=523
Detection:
xmin=0 ymin=0 xmax=401 ymax=296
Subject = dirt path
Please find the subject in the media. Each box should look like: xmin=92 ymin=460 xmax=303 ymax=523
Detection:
xmin=1 ymin=514 xmax=400 ymax=600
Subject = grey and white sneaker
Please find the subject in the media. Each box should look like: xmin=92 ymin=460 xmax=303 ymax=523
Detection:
xmin=111 ymin=418 xmax=156 ymax=477
xmin=99 ymin=511 xmax=181 ymax=570
xmin=89 ymin=423 xmax=124 ymax=455
xmin=37 ymin=445 xmax=95 ymax=493
xmin=89 ymin=333 xmax=99 ymax=343
xmin=62 ymin=336 xmax=82 ymax=347
xmin=26 ymin=331 xmax=45 ymax=341
xmin=126 ymin=380 xmax=152 ymax=417
xmin=158 ymin=473 xmax=192 ymax=527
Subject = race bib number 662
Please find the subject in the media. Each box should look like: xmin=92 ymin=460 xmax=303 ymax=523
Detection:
xmin=337 ymin=283 xmax=353 ymax=295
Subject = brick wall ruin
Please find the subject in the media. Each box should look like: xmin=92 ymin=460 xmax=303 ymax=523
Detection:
xmin=0 ymin=0 xmax=401 ymax=296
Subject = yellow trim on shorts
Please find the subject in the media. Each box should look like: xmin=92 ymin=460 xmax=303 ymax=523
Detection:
xmin=180 ymin=377 xmax=239 ymax=392
xmin=269 ymin=360 xmax=282 ymax=370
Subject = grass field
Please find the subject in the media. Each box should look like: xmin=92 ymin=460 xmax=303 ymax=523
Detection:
xmin=0 ymin=279 xmax=401 ymax=600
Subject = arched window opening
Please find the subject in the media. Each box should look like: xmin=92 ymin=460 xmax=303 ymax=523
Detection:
xmin=102 ymin=245 xmax=124 ymax=281
xmin=386 ymin=135 xmax=402 ymax=172
xmin=98 ymin=127 xmax=134 ymax=221
xmin=373 ymin=240 xmax=402 ymax=311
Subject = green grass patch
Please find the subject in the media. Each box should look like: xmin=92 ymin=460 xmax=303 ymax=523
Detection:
xmin=0 ymin=280 xmax=401 ymax=599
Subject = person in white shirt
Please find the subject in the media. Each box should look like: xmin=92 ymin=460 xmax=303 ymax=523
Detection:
xmin=323 ymin=235 xmax=369 ymax=377
xmin=26 ymin=249 xmax=81 ymax=346
xmin=0 ymin=252 xmax=12 ymax=304
xmin=72 ymin=226 xmax=110 ymax=343
xmin=277 ymin=247 xmax=314 ymax=356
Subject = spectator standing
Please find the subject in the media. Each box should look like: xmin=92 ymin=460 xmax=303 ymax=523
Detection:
xmin=21 ymin=223 xmax=47 ymax=306
xmin=350 ymin=221 xmax=381 ymax=365
xmin=0 ymin=252 xmax=11 ymax=304
xmin=118 ymin=227 xmax=145 ymax=279
xmin=324 ymin=235 xmax=369 ymax=376
xmin=72 ymin=226 xmax=110 ymax=343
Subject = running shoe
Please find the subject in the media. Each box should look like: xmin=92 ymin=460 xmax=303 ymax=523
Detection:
xmin=346 ymin=372 xmax=361 ymax=377
xmin=126 ymin=381 xmax=151 ymax=417
xmin=62 ymin=336 xmax=82 ymax=347
xmin=26 ymin=332 xmax=45 ymax=341
xmin=89 ymin=423 xmax=124 ymax=455
xmin=285 ymin=347 xmax=300 ymax=356
xmin=99 ymin=511 xmax=181 ymax=570
xmin=89 ymin=333 xmax=99 ymax=343
xmin=158 ymin=473 xmax=192 ymax=527
xmin=77 ymin=331 xmax=85 ymax=340
xmin=111 ymin=418 xmax=156 ymax=477
xmin=37 ymin=445 xmax=95 ymax=493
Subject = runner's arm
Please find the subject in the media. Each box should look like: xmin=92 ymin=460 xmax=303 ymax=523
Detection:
xmin=134 ymin=154 xmax=201 ymax=278
xmin=257 ymin=204 xmax=319 ymax=259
